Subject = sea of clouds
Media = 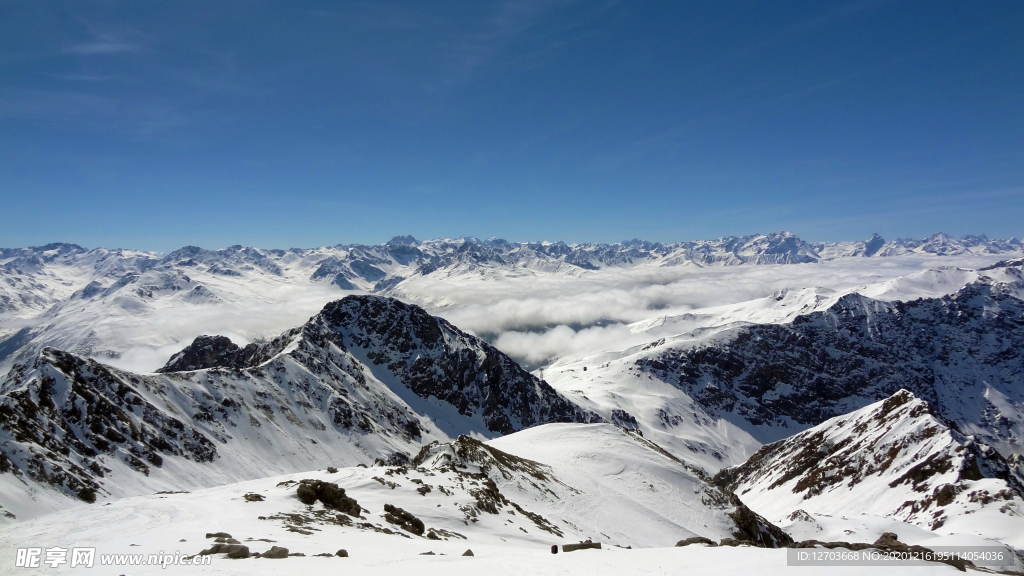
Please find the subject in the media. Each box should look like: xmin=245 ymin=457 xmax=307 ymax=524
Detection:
xmin=406 ymin=253 xmax=998 ymax=367
xmin=0 ymin=252 xmax=1002 ymax=375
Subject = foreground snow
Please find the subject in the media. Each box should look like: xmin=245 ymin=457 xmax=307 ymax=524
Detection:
xmin=0 ymin=423 xmax=983 ymax=575
xmin=0 ymin=540 xmax=970 ymax=575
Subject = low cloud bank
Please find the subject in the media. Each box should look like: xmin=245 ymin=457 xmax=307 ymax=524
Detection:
xmin=422 ymin=254 xmax=987 ymax=367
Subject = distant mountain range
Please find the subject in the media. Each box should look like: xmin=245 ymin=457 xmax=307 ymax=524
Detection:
xmin=2 ymin=232 xmax=1021 ymax=319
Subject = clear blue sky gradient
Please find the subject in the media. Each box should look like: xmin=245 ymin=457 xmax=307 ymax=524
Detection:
xmin=1 ymin=1 xmax=1022 ymax=251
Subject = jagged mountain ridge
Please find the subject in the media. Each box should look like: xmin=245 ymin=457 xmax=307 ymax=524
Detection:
xmin=3 ymin=231 xmax=1020 ymax=321
xmin=714 ymin=390 xmax=1024 ymax=547
xmin=633 ymin=269 xmax=1024 ymax=457
xmin=0 ymin=296 xmax=598 ymax=519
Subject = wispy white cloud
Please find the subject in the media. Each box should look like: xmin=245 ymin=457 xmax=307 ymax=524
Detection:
xmin=0 ymin=89 xmax=188 ymax=137
xmin=64 ymin=38 xmax=142 ymax=55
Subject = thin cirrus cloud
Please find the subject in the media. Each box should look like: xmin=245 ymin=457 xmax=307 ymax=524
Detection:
xmin=0 ymin=89 xmax=188 ymax=137
xmin=63 ymin=38 xmax=142 ymax=55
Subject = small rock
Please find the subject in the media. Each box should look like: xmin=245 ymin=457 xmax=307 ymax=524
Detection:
xmin=225 ymin=545 xmax=250 ymax=559
xmin=206 ymin=532 xmax=232 ymax=539
xmin=261 ymin=546 xmax=289 ymax=559
xmin=676 ymin=537 xmax=717 ymax=547
xmin=327 ymin=467 xmax=338 ymax=473
xmin=462 ymin=549 xmax=474 ymax=557
xmin=336 ymin=549 xmax=348 ymax=557
xmin=874 ymin=532 xmax=900 ymax=547
xmin=551 ymin=545 xmax=558 ymax=554
xmin=562 ymin=541 xmax=602 ymax=552
xmin=201 ymin=544 xmax=249 ymax=558
xmin=419 ymin=551 xmax=435 ymax=555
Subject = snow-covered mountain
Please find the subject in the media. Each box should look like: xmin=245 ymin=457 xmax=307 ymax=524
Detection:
xmin=630 ymin=269 xmax=1024 ymax=457
xmin=715 ymin=390 xmax=1024 ymax=548
xmin=0 ymin=296 xmax=596 ymax=520
xmin=810 ymin=232 xmax=1022 ymax=259
xmin=3 ymin=232 xmax=1019 ymax=321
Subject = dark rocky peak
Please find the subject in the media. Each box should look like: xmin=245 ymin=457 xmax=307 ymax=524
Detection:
xmin=157 ymin=335 xmax=242 ymax=372
xmin=31 ymin=243 xmax=87 ymax=257
xmin=386 ymin=235 xmax=419 ymax=246
xmin=156 ymin=330 xmax=298 ymax=373
xmin=306 ymin=296 xmax=601 ymax=434
xmin=163 ymin=245 xmax=208 ymax=262
xmin=312 ymin=296 xmax=447 ymax=351
xmin=384 ymin=239 xmax=422 ymax=265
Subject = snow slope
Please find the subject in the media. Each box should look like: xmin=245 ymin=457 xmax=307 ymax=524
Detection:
xmin=716 ymin=391 xmax=1024 ymax=548
xmin=0 ymin=423 xmax=790 ymax=574
xmin=0 ymin=423 xmax=988 ymax=575
xmin=541 ymin=358 xmax=761 ymax=473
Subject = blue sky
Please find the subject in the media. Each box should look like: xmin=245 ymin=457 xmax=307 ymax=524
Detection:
xmin=1 ymin=1 xmax=1022 ymax=251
